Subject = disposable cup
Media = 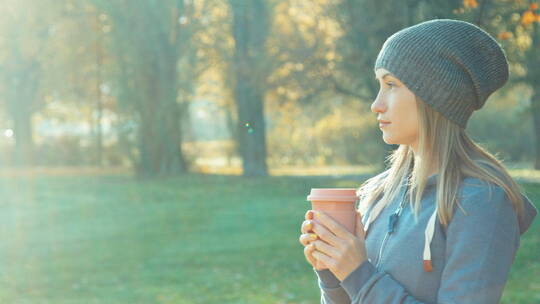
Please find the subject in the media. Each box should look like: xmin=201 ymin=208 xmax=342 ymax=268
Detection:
xmin=306 ymin=188 xmax=358 ymax=270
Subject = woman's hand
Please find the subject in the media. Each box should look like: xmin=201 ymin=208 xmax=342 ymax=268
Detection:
xmin=299 ymin=209 xmax=368 ymax=281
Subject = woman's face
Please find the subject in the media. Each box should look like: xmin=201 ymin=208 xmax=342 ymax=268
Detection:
xmin=371 ymin=68 xmax=419 ymax=152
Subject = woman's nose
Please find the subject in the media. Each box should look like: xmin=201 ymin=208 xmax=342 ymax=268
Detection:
xmin=371 ymin=96 xmax=386 ymax=113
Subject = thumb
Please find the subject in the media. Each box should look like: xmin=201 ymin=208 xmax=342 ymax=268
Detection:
xmin=355 ymin=211 xmax=366 ymax=239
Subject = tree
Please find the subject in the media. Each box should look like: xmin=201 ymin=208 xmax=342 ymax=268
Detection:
xmin=93 ymin=0 xmax=202 ymax=176
xmin=0 ymin=0 xmax=56 ymax=166
xmin=228 ymin=0 xmax=271 ymax=177
xmin=459 ymin=0 xmax=540 ymax=167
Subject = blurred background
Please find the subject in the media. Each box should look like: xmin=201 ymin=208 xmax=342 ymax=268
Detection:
xmin=0 ymin=0 xmax=539 ymax=303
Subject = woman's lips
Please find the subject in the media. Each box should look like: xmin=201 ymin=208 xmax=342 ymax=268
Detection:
xmin=379 ymin=122 xmax=391 ymax=128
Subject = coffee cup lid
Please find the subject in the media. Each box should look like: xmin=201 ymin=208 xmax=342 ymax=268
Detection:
xmin=307 ymin=188 xmax=358 ymax=202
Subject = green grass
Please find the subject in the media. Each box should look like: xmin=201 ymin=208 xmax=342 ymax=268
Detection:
xmin=0 ymin=173 xmax=538 ymax=303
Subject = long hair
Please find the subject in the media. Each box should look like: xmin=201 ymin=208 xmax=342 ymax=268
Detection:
xmin=357 ymin=96 xmax=525 ymax=230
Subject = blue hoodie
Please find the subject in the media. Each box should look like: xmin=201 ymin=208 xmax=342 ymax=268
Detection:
xmin=313 ymin=171 xmax=538 ymax=303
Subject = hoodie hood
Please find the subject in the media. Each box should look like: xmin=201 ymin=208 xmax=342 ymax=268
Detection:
xmin=423 ymin=172 xmax=538 ymax=235
xmin=423 ymin=172 xmax=537 ymax=235
xmin=517 ymin=192 xmax=538 ymax=235
xmin=423 ymin=172 xmax=537 ymax=272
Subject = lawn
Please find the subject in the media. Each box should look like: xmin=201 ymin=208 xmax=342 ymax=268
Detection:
xmin=0 ymin=173 xmax=538 ymax=303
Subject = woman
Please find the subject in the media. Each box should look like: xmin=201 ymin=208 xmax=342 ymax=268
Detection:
xmin=299 ymin=19 xmax=538 ymax=303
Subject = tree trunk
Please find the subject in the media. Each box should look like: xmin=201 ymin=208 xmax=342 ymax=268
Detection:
xmin=95 ymin=11 xmax=104 ymax=167
xmin=137 ymin=60 xmax=187 ymax=177
xmin=12 ymin=108 xmax=34 ymax=167
xmin=224 ymin=103 xmax=238 ymax=167
xmin=6 ymin=59 xmax=40 ymax=167
xmin=230 ymin=0 xmax=269 ymax=177
xmin=234 ymin=79 xmax=269 ymax=177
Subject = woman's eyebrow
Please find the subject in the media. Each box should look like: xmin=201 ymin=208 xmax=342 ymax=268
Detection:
xmin=374 ymin=73 xmax=392 ymax=80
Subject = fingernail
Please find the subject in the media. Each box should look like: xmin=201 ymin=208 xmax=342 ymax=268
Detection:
xmin=306 ymin=221 xmax=312 ymax=230
xmin=310 ymin=233 xmax=318 ymax=240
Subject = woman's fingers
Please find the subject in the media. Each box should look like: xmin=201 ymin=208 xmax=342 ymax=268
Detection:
xmin=299 ymin=232 xmax=318 ymax=246
xmin=305 ymin=243 xmax=327 ymax=270
xmin=302 ymin=211 xmax=326 ymax=269
xmin=305 ymin=210 xmax=314 ymax=221
xmin=300 ymin=220 xmax=313 ymax=234
xmin=311 ymin=240 xmax=337 ymax=259
xmin=304 ymin=243 xmax=318 ymax=267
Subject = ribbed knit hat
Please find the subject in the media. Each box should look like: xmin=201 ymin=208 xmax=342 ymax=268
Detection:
xmin=374 ymin=19 xmax=509 ymax=129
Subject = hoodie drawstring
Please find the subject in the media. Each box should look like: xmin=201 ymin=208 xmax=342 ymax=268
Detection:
xmin=423 ymin=206 xmax=438 ymax=272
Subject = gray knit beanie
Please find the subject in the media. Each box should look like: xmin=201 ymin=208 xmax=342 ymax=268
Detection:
xmin=374 ymin=19 xmax=509 ymax=129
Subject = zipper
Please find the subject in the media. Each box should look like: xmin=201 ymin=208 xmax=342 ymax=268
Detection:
xmin=374 ymin=185 xmax=409 ymax=271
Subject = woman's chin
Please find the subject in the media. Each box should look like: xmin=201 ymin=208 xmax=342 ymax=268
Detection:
xmin=382 ymin=135 xmax=394 ymax=145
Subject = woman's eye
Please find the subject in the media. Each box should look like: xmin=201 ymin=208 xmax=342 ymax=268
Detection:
xmin=386 ymin=82 xmax=395 ymax=88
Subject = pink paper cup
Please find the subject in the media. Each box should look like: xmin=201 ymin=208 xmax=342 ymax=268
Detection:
xmin=306 ymin=188 xmax=359 ymax=269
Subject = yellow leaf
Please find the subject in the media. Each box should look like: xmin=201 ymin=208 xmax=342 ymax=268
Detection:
xmin=521 ymin=10 xmax=536 ymax=25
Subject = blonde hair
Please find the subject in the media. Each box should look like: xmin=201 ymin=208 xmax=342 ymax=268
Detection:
xmin=357 ymin=96 xmax=526 ymax=230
